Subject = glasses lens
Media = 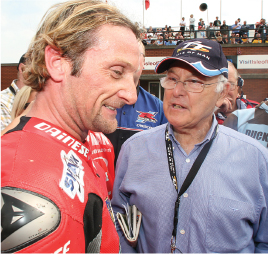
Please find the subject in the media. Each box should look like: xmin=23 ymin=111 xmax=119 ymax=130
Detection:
xmin=160 ymin=77 xmax=175 ymax=89
xmin=229 ymin=83 xmax=236 ymax=91
xmin=185 ymin=80 xmax=203 ymax=93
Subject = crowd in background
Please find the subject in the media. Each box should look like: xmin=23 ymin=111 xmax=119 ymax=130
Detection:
xmin=142 ymin=16 xmax=267 ymax=46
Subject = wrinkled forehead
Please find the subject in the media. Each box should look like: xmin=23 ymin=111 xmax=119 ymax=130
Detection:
xmin=168 ymin=61 xmax=209 ymax=80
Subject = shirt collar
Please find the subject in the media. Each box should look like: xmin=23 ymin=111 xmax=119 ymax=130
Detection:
xmin=11 ymin=80 xmax=19 ymax=93
xmin=168 ymin=114 xmax=218 ymax=146
xmin=236 ymin=98 xmax=247 ymax=109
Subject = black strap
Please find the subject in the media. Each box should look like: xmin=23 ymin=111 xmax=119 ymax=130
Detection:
xmin=9 ymin=85 xmax=17 ymax=96
xmin=165 ymin=124 xmax=218 ymax=252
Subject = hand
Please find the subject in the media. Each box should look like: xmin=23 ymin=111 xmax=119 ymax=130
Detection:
xmin=215 ymin=98 xmax=232 ymax=114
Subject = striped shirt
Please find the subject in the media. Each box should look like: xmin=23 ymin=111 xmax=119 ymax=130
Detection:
xmin=1 ymin=80 xmax=19 ymax=130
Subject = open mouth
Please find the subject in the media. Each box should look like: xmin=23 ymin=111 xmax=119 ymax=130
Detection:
xmin=104 ymin=105 xmax=116 ymax=111
xmin=173 ymin=104 xmax=185 ymax=109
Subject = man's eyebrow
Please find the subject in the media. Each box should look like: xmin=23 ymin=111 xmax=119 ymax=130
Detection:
xmin=167 ymin=69 xmax=176 ymax=75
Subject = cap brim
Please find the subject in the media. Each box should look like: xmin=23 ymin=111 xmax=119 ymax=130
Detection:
xmin=155 ymin=56 xmax=228 ymax=78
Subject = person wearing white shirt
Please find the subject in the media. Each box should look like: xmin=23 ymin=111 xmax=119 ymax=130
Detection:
xmin=189 ymin=14 xmax=195 ymax=35
xmin=180 ymin=17 xmax=186 ymax=36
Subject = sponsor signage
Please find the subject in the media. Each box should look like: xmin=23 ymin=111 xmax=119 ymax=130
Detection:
xmin=144 ymin=57 xmax=164 ymax=70
xmin=237 ymin=55 xmax=268 ymax=69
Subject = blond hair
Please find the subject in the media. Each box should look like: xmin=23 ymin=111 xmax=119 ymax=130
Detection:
xmin=11 ymin=86 xmax=33 ymax=120
xmin=24 ymin=0 xmax=140 ymax=91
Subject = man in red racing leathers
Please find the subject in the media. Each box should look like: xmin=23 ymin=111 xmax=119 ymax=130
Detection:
xmin=1 ymin=0 xmax=142 ymax=252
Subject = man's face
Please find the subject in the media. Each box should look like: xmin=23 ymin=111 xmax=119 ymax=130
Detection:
xmin=62 ymin=24 xmax=140 ymax=134
xmin=226 ymin=65 xmax=239 ymax=114
xmin=163 ymin=62 xmax=225 ymax=133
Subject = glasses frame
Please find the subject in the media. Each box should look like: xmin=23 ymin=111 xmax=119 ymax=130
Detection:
xmin=228 ymin=82 xmax=238 ymax=91
xmin=160 ymin=76 xmax=223 ymax=93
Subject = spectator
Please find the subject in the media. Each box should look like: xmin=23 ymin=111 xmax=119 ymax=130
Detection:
xmin=213 ymin=16 xmax=221 ymax=36
xmin=112 ymin=38 xmax=268 ymax=253
xmin=255 ymin=19 xmax=262 ymax=36
xmin=1 ymin=54 xmax=26 ymax=131
xmin=156 ymin=34 xmax=164 ymax=45
xmin=230 ymin=37 xmax=237 ymax=44
xmin=237 ymin=18 xmax=242 ymax=26
xmin=215 ymin=62 xmax=259 ymax=124
xmin=256 ymin=18 xmax=266 ymax=35
xmin=252 ymin=33 xmax=263 ymax=43
xmin=155 ymin=27 xmax=163 ymax=36
xmin=222 ymin=34 xmax=229 ymax=44
xmin=163 ymin=24 xmax=168 ymax=32
xmin=150 ymin=38 xmax=158 ymax=45
xmin=206 ymin=22 xmax=215 ymax=39
xmin=216 ymin=35 xmax=224 ymax=44
xmin=105 ymin=40 xmax=168 ymax=164
xmin=224 ymin=100 xmax=268 ymax=148
xmin=235 ymin=33 xmax=242 ymax=44
xmin=189 ymin=14 xmax=195 ymax=35
xmin=240 ymin=20 xmax=250 ymax=36
xmin=176 ymin=34 xmax=185 ymax=45
xmin=165 ymin=37 xmax=177 ymax=45
xmin=230 ymin=32 xmax=237 ymax=44
xmin=199 ymin=20 xmax=206 ymax=38
xmin=147 ymin=34 xmax=153 ymax=44
xmin=215 ymin=30 xmax=221 ymax=37
xmin=180 ymin=17 xmax=186 ymax=36
xmin=231 ymin=20 xmax=241 ymax=35
xmin=220 ymin=20 xmax=229 ymax=36
xmin=258 ymin=18 xmax=267 ymax=41
xmin=198 ymin=18 xmax=203 ymax=27
xmin=168 ymin=26 xmax=173 ymax=33
xmin=241 ymin=33 xmax=250 ymax=44
xmin=213 ymin=16 xmax=221 ymax=27
xmin=1 ymin=0 xmax=142 ymax=252
xmin=147 ymin=25 xmax=154 ymax=37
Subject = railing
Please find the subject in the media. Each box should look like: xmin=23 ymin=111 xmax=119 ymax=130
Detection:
xmin=143 ymin=28 xmax=267 ymax=46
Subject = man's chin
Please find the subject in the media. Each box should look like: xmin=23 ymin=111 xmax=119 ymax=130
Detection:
xmin=92 ymin=119 xmax=117 ymax=134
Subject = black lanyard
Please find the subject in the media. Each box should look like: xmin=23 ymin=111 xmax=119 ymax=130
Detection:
xmin=165 ymin=124 xmax=218 ymax=253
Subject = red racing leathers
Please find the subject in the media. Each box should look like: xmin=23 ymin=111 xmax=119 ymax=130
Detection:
xmin=1 ymin=117 xmax=119 ymax=253
xmin=87 ymin=131 xmax=115 ymax=200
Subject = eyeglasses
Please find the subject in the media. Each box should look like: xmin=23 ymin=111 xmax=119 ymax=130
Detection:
xmin=160 ymin=76 xmax=223 ymax=93
xmin=229 ymin=82 xmax=238 ymax=91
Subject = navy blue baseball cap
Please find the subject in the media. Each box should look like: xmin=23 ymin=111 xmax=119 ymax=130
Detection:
xmin=155 ymin=38 xmax=228 ymax=78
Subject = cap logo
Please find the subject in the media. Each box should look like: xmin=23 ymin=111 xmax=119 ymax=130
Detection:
xmin=177 ymin=41 xmax=211 ymax=53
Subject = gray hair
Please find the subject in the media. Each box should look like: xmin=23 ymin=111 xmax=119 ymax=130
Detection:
xmin=214 ymin=74 xmax=228 ymax=112
xmin=215 ymin=74 xmax=228 ymax=93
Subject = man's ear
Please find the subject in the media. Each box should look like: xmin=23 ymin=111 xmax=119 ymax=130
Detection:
xmin=45 ymin=45 xmax=67 ymax=82
xmin=215 ymin=82 xmax=230 ymax=108
xmin=18 ymin=63 xmax=25 ymax=74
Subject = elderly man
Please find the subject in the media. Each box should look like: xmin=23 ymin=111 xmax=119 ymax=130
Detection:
xmin=112 ymin=39 xmax=268 ymax=253
xmin=215 ymin=62 xmax=259 ymax=124
xmin=1 ymin=0 xmax=142 ymax=253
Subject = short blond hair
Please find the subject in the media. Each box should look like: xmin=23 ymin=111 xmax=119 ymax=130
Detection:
xmin=24 ymin=0 xmax=140 ymax=91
